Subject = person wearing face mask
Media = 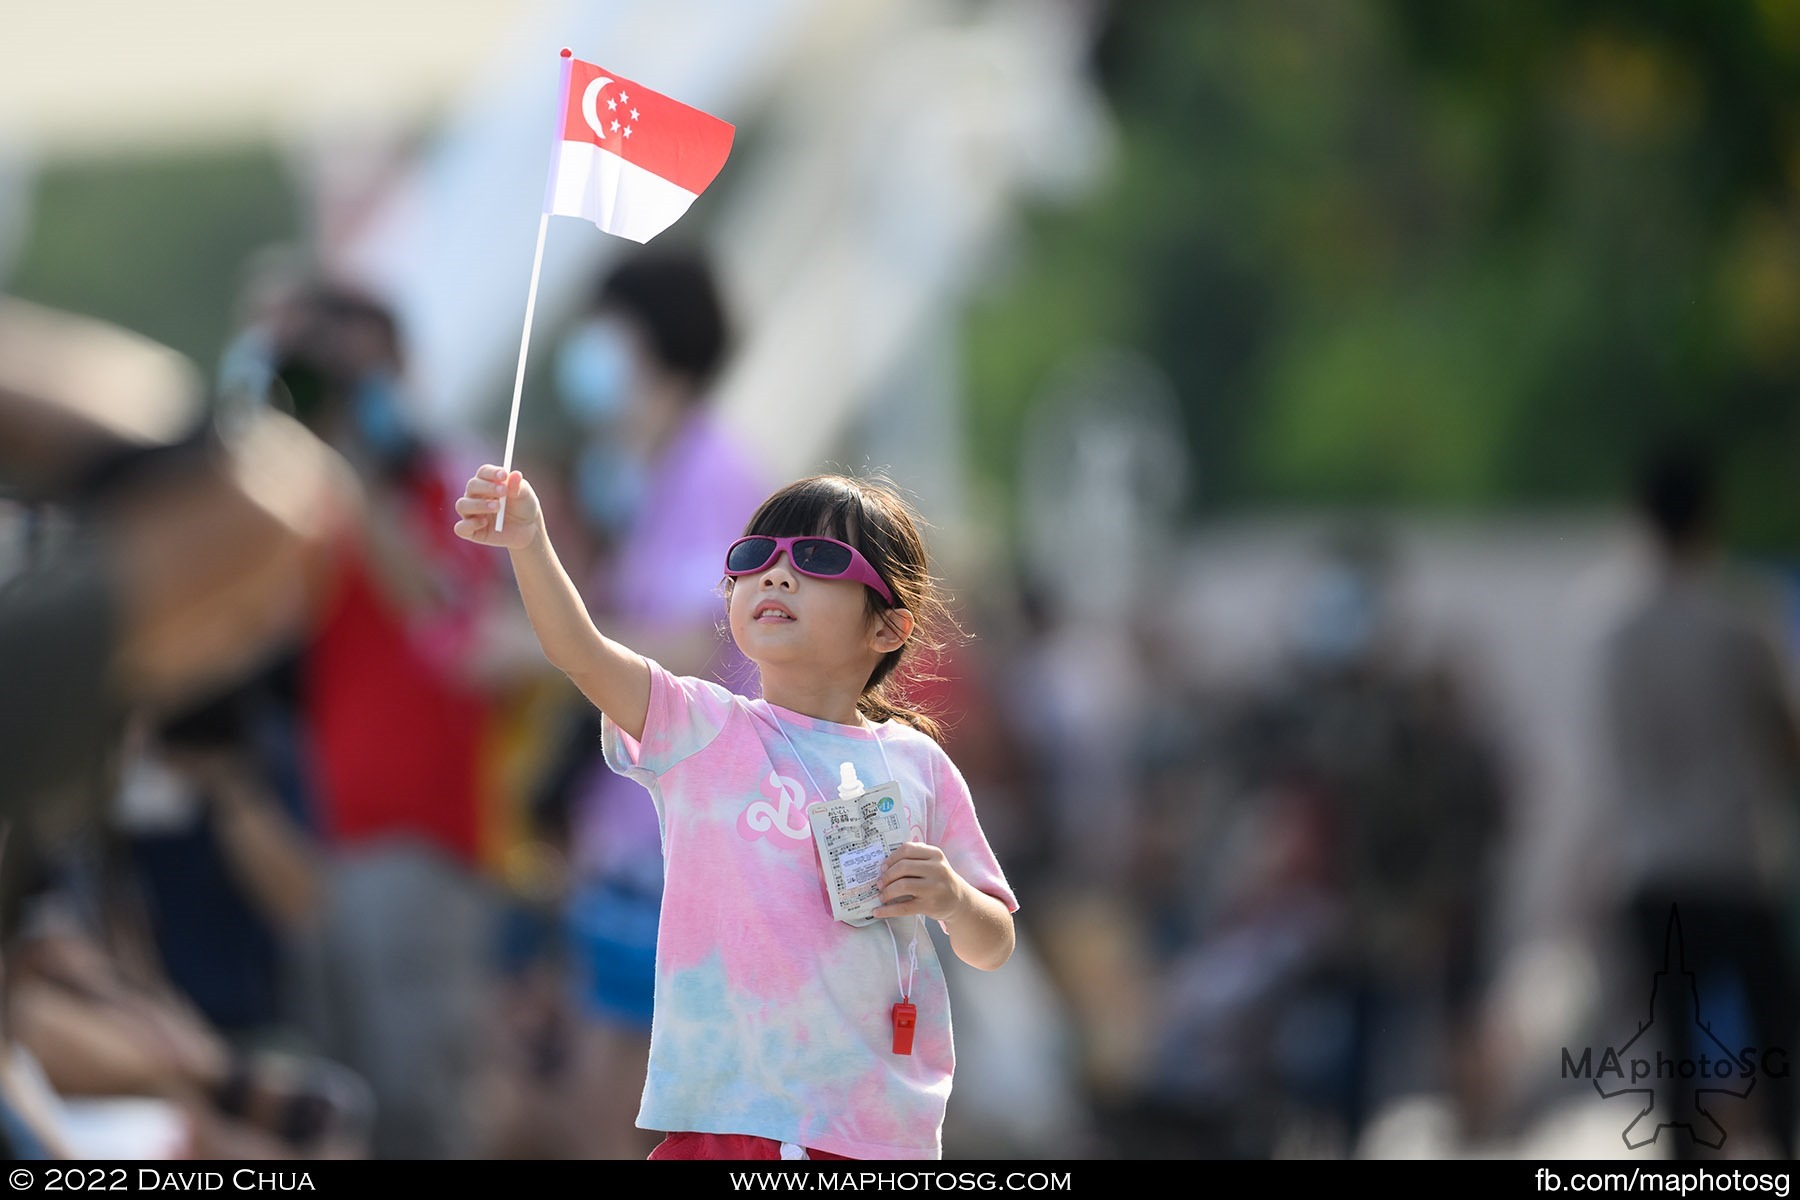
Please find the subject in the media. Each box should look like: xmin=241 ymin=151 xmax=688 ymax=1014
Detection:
xmin=554 ymin=317 xmax=647 ymax=539
xmin=254 ymin=280 xmax=515 ymax=1161
xmin=526 ymin=248 xmax=768 ymax=1160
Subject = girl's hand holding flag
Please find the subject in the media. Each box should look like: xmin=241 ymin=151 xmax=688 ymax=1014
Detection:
xmin=455 ymin=466 xmax=542 ymax=550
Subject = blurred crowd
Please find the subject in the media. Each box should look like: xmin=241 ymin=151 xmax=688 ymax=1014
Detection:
xmin=3 ymin=238 xmax=1799 ymax=1163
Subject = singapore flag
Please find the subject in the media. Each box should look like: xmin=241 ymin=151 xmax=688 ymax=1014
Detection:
xmin=545 ymin=51 xmax=735 ymax=244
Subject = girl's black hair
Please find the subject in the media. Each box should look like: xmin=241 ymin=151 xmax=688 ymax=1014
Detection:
xmin=732 ymin=473 xmax=961 ymax=741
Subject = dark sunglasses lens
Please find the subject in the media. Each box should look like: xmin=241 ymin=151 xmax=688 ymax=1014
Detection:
xmin=726 ymin=537 xmax=778 ymax=573
xmin=793 ymin=539 xmax=854 ymax=576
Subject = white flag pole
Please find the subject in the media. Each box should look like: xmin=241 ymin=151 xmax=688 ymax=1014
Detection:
xmin=496 ymin=47 xmax=577 ymax=533
xmin=494 ymin=209 xmax=549 ymax=533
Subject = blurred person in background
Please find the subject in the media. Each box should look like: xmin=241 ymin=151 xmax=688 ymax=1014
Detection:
xmin=1276 ymin=529 xmax=1507 ymax=1155
xmin=112 ymin=678 xmax=320 ymax=1053
xmin=104 ymin=683 xmax=379 ymax=1160
xmin=525 ymin=247 xmax=767 ymax=1159
xmin=1593 ymin=439 xmax=1800 ymax=1160
xmin=262 ymin=279 xmax=513 ymax=1160
xmin=3 ymin=793 xmax=370 ymax=1161
xmin=0 ymin=295 xmax=348 ymax=819
xmin=888 ymin=585 xmax=1091 ymax=1160
xmin=213 ymin=244 xmax=311 ymax=435
xmin=993 ymin=577 xmax=1162 ymax=1131
xmin=1132 ymin=526 xmax=1510 ymax=1157
xmin=0 ymin=294 xmax=359 ymax=1159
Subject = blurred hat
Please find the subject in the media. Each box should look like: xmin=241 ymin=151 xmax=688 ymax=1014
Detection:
xmin=0 ymin=294 xmax=203 ymax=446
xmin=0 ymin=295 xmax=206 ymax=501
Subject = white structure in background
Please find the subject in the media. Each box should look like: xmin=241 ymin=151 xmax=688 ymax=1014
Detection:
xmin=330 ymin=0 xmax=814 ymax=427
xmin=1017 ymin=347 xmax=1190 ymax=618
xmin=707 ymin=0 xmax=1111 ymax=560
xmin=332 ymin=0 xmax=1112 ymax=560
xmin=1012 ymin=347 xmax=1190 ymax=879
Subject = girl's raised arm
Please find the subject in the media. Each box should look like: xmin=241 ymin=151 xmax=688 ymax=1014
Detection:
xmin=454 ymin=465 xmax=651 ymax=740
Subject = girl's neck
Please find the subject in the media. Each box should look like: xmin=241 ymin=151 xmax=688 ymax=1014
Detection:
xmin=759 ymin=673 xmax=872 ymax=728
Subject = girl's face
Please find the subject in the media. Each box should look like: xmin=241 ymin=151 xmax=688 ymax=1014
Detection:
xmin=726 ymin=545 xmax=895 ymax=683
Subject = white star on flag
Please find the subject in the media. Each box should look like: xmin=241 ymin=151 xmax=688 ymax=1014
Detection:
xmin=543 ymin=53 xmax=734 ymax=244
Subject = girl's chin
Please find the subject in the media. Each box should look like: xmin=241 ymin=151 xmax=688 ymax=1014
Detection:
xmin=736 ymin=638 xmax=804 ymax=665
xmin=737 ymin=624 xmax=801 ymax=643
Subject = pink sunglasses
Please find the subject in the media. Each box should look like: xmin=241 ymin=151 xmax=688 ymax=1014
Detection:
xmin=723 ymin=535 xmax=897 ymax=606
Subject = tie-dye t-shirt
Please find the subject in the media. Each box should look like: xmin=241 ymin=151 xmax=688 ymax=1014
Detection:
xmin=602 ymin=659 xmax=1019 ymax=1160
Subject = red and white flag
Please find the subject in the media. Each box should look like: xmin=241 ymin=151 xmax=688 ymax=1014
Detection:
xmin=544 ymin=51 xmax=735 ymax=244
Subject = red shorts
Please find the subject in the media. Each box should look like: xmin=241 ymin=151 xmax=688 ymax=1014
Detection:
xmin=648 ymin=1132 xmax=855 ymax=1161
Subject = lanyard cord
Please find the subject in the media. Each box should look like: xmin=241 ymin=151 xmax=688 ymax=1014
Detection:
xmin=888 ymin=920 xmax=919 ymax=1001
xmin=774 ymin=715 xmax=922 ymax=1001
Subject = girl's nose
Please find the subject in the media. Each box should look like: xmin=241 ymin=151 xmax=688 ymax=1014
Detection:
xmin=761 ymin=552 xmax=795 ymax=587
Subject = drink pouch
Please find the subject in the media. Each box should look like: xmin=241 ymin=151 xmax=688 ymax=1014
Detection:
xmin=807 ymin=781 xmax=907 ymax=927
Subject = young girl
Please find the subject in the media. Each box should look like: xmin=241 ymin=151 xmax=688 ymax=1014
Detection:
xmin=454 ymin=465 xmax=1018 ymax=1161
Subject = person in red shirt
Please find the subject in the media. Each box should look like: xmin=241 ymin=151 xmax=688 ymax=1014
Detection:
xmin=267 ymin=280 xmax=512 ymax=1160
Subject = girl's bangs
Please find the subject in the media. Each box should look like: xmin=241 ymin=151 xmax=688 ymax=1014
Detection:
xmin=745 ymin=480 xmax=862 ymax=545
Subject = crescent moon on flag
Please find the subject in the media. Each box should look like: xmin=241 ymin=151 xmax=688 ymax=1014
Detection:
xmin=581 ymin=76 xmax=613 ymax=139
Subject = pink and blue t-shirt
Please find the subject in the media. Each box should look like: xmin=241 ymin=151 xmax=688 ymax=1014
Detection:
xmin=602 ymin=659 xmax=1019 ymax=1160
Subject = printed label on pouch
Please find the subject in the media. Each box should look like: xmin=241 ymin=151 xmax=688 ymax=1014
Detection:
xmin=808 ymin=781 xmax=907 ymax=926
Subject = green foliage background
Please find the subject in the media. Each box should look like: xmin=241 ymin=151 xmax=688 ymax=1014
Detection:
xmin=964 ymin=0 xmax=1800 ymax=551
xmin=9 ymin=147 xmax=298 ymax=386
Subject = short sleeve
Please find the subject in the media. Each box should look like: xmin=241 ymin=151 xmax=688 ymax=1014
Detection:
xmin=928 ymin=748 xmax=1019 ymax=915
xmin=601 ymin=658 xmax=737 ymax=783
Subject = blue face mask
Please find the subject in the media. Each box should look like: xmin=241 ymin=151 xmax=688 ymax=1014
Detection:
xmin=352 ymin=372 xmax=417 ymax=469
xmin=573 ymin=440 xmax=647 ymax=535
xmin=215 ymin=328 xmax=275 ymax=407
xmin=556 ymin=321 xmax=636 ymax=429
xmin=211 ymin=328 xmax=277 ymax=436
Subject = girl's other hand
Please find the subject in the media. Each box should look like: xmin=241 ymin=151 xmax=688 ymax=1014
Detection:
xmin=874 ymin=842 xmax=968 ymax=923
xmin=453 ymin=465 xmax=541 ymax=550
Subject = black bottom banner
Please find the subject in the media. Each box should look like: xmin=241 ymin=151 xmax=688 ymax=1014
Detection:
xmin=4 ymin=1159 xmax=1794 ymax=1197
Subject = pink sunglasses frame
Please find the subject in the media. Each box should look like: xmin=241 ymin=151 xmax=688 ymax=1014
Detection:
xmin=723 ymin=535 xmax=897 ymax=606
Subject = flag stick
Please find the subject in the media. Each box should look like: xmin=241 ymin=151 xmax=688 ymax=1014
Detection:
xmin=495 ymin=210 xmax=550 ymax=532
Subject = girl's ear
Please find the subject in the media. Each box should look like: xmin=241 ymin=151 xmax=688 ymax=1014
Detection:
xmin=871 ymin=607 xmax=914 ymax=653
